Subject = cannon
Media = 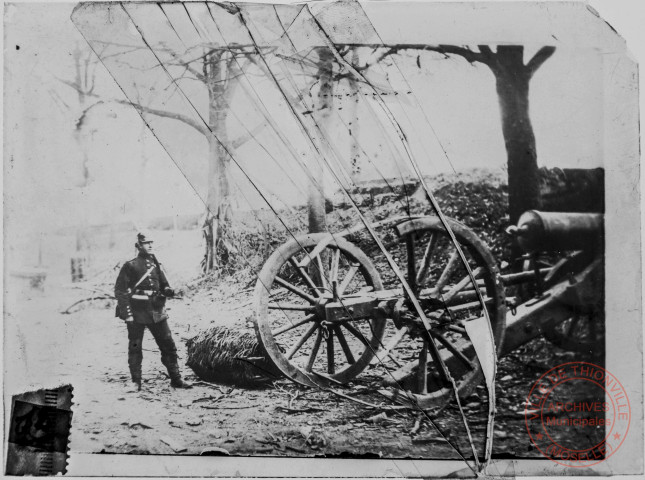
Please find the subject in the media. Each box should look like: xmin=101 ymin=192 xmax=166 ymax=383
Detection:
xmin=253 ymin=211 xmax=604 ymax=408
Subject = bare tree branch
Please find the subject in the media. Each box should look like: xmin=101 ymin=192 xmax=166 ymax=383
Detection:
xmin=89 ymin=39 xmax=150 ymax=49
xmin=100 ymin=46 xmax=148 ymax=61
xmin=231 ymin=121 xmax=268 ymax=150
xmin=74 ymin=96 xmax=210 ymax=139
xmin=56 ymin=76 xmax=100 ymax=98
xmin=337 ymin=44 xmax=491 ymax=76
xmin=116 ymin=100 xmax=209 ymax=135
xmin=347 ymin=44 xmax=486 ymax=64
xmin=47 ymin=88 xmax=71 ymax=112
xmin=83 ymin=51 xmax=91 ymax=91
xmin=372 ymin=47 xmax=400 ymax=66
xmin=525 ymin=46 xmax=556 ymax=76
xmin=86 ymin=46 xmax=106 ymax=97
xmin=476 ymin=45 xmax=496 ymax=63
xmin=161 ymin=46 xmax=206 ymax=82
xmin=430 ymin=45 xmax=487 ymax=65
xmin=159 ymin=44 xmax=258 ymax=80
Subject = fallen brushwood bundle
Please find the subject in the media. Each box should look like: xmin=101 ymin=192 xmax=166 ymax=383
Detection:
xmin=186 ymin=326 xmax=284 ymax=388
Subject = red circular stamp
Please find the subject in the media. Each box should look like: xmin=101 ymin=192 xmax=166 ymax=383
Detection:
xmin=525 ymin=362 xmax=630 ymax=467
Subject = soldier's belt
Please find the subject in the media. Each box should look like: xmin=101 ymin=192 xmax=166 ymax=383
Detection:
xmin=131 ymin=289 xmax=156 ymax=300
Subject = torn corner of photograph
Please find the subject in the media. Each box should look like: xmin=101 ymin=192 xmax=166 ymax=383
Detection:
xmin=5 ymin=386 xmax=74 ymax=476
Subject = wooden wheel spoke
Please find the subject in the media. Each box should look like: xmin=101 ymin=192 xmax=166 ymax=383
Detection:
xmin=330 ymin=249 xmax=341 ymax=299
xmin=315 ymin=255 xmax=330 ymax=291
xmin=446 ymin=324 xmax=467 ymax=335
xmin=288 ymin=257 xmax=320 ymax=297
xmin=330 ymin=249 xmax=340 ymax=283
xmin=416 ymin=233 xmax=437 ymax=285
xmin=274 ymin=276 xmax=316 ymax=304
xmin=337 ymin=264 xmax=359 ymax=297
xmin=306 ymin=329 xmax=324 ymax=371
xmin=273 ymin=314 xmax=316 ymax=336
xmin=406 ymin=235 xmax=417 ymax=292
xmin=447 ymin=287 xmax=488 ymax=304
xmin=326 ymin=330 xmax=335 ymax=374
xmin=286 ymin=323 xmax=318 ymax=360
xmin=417 ymin=340 xmax=428 ymax=394
xmin=258 ymin=234 xmax=388 ymax=388
xmin=422 ymin=332 xmax=452 ymax=386
xmin=446 ymin=298 xmax=492 ymax=313
xmin=432 ymin=331 xmax=475 ymax=370
xmin=268 ymin=303 xmax=314 ymax=312
xmin=342 ymin=323 xmax=369 ymax=347
xmin=443 ymin=267 xmax=483 ymax=303
xmin=334 ymin=326 xmax=356 ymax=364
xmin=433 ymin=250 xmax=460 ymax=294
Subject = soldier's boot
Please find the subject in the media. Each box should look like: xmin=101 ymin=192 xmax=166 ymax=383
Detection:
xmin=153 ymin=321 xmax=192 ymax=389
xmin=129 ymin=364 xmax=142 ymax=391
xmin=127 ymin=323 xmax=145 ymax=392
xmin=170 ymin=377 xmax=192 ymax=389
xmin=166 ymin=361 xmax=192 ymax=389
xmin=129 ymin=363 xmax=143 ymax=391
xmin=162 ymin=355 xmax=193 ymax=388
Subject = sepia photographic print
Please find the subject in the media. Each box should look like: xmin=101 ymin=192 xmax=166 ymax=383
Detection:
xmin=2 ymin=0 xmax=642 ymax=477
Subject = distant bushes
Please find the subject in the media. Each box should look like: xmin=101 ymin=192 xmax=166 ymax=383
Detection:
xmin=195 ymin=167 xmax=603 ymax=285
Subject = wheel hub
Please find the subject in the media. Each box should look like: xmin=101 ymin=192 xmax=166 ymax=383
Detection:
xmin=324 ymin=296 xmax=378 ymax=324
xmin=313 ymin=296 xmax=329 ymax=320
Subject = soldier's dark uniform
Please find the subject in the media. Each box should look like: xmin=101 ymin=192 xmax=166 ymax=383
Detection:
xmin=114 ymin=233 xmax=191 ymax=389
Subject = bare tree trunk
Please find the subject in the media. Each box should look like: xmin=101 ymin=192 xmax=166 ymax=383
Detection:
xmin=138 ymin=109 xmax=149 ymax=223
xmin=493 ymin=46 xmax=541 ymax=225
xmin=418 ymin=44 xmax=553 ymax=227
xmin=307 ymin=167 xmax=327 ymax=234
xmin=73 ymin=129 xmax=91 ymax=188
xmin=348 ymin=78 xmax=361 ymax=183
xmin=308 ymin=48 xmax=333 ymax=234
xmin=203 ymin=68 xmax=233 ymax=272
xmin=201 ymin=52 xmax=252 ymax=272
xmin=72 ymin=45 xmax=91 ymax=189
xmin=71 ymin=44 xmax=91 ymax=281
xmin=204 ymin=125 xmax=232 ymax=271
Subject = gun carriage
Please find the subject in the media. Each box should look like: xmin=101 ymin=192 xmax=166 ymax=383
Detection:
xmin=253 ymin=210 xmax=604 ymax=408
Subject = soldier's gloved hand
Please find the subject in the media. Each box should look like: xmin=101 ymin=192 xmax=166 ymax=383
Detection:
xmin=124 ymin=316 xmax=134 ymax=323
xmin=163 ymin=287 xmax=175 ymax=298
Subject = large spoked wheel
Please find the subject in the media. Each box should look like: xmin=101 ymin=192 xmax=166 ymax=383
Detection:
xmin=386 ymin=217 xmax=506 ymax=406
xmin=255 ymin=233 xmax=386 ymax=387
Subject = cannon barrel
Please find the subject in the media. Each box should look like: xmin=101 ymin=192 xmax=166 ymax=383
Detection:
xmin=511 ymin=210 xmax=603 ymax=253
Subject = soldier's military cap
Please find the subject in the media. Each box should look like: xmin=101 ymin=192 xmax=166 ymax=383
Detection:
xmin=137 ymin=231 xmax=154 ymax=244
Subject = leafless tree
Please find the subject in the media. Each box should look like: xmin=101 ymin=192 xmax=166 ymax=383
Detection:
xmin=428 ymin=45 xmax=555 ymax=224
xmin=345 ymin=48 xmax=362 ymax=183
xmin=71 ymin=38 xmax=554 ymax=273
xmin=56 ymin=43 xmax=105 ymax=279
xmin=74 ymin=42 xmax=266 ymax=273
xmin=139 ymin=44 xmax=271 ymax=272
xmin=356 ymin=44 xmax=555 ymax=225
xmin=57 ymin=42 xmax=103 ymax=188
xmin=307 ymin=48 xmax=334 ymax=235
xmin=327 ymin=43 xmax=554 ymax=230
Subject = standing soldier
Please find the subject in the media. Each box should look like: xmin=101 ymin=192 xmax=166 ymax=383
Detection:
xmin=114 ymin=231 xmax=192 ymax=390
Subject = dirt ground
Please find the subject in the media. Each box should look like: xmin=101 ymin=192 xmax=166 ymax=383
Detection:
xmin=3 ymin=276 xmax=602 ymax=463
